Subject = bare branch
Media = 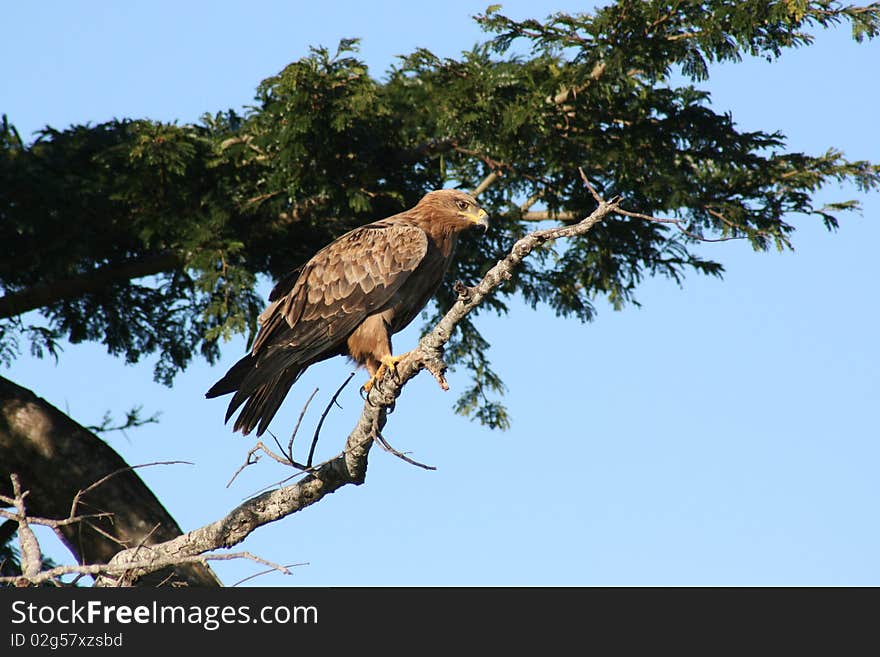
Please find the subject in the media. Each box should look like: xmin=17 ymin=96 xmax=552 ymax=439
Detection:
xmin=227 ymin=441 xmax=297 ymax=488
xmin=0 ymin=252 xmax=181 ymax=320
xmin=374 ymin=432 xmax=437 ymax=471
xmin=90 ymin=172 xmax=621 ymax=587
xmin=288 ymin=388 xmax=320 ymax=460
xmin=70 ymin=461 xmax=193 ymax=520
xmin=514 ymin=168 xmax=762 ymax=245
xmin=0 ymin=508 xmax=113 ymax=528
xmin=232 ymin=562 xmax=309 ymax=587
xmin=579 ymin=167 xmax=610 ymax=205
xmin=471 ymin=171 xmax=501 ymax=197
xmin=9 ymin=474 xmax=41 ymax=579
xmin=308 ymin=371 xmax=356 ymax=467
xmin=81 ymin=521 xmax=130 ymax=549
xmin=613 ymin=205 xmax=746 ymax=243
xmin=520 ymin=210 xmax=579 ymax=222
xmin=0 ymin=551 xmax=294 ymax=587
xmin=227 ymin=377 xmax=357 ymax=487
xmin=0 ymin=379 xmax=222 ymax=586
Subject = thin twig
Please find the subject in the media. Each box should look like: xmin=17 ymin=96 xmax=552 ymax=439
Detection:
xmin=70 ymin=461 xmax=193 ymax=519
xmin=257 ymin=441 xmax=297 ymax=467
xmin=0 ymin=551 xmax=294 ymax=587
xmin=89 ymin=170 xmax=622 ymax=586
xmin=578 ymin=166 xmax=610 ymax=204
xmin=129 ymin=523 xmax=163 ymax=563
xmin=228 ymin=379 xmax=356 ymax=488
xmin=154 ymin=570 xmax=179 ymax=588
xmin=231 ymin=562 xmax=309 ymax=587
xmin=374 ymin=432 xmax=437 ymax=471
xmin=82 ymin=521 xmax=129 ymax=549
xmin=268 ymin=430 xmax=287 ymax=464
xmin=227 ymin=441 xmax=299 ymax=488
xmin=613 ymin=206 xmax=744 ymax=242
xmin=288 ymin=387 xmax=320 ymax=461
xmin=307 ymin=372 xmax=356 ymax=467
xmin=0 ymin=508 xmax=113 ymax=527
xmin=705 ymin=206 xmax=780 ymax=243
xmin=68 ymin=573 xmax=89 ymax=587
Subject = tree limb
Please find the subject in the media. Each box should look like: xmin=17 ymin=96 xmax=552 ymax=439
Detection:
xmin=8 ymin=474 xmax=42 ymax=580
xmin=0 ymin=376 xmax=221 ymax=586
xmin=0 ymin=550 xmax=292 ymax=587
xmin=0 ymin=252 xmax=182 ymax=320
xmin=92 ymin=175 xmax=622 ymax=586
xmin=471 ymin=171 xmax=501 ymax=197
xmin=520 ymin=210 xmax=579 ymax=222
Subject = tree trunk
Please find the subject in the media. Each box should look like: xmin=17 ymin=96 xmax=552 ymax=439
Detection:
xmin=0 ymin=375 xmax=221 ymax=586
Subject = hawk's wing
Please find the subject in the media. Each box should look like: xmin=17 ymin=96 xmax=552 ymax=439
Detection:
xmin=254 ymin=219 xmax=428 ymax=363
xmin=209 ymin=219 xmax=429 ymax=434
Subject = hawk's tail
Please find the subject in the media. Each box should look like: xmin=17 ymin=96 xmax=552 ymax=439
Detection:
xmin=205 ymin=353 xmax=256 ymax=399
xmin=206 ymin=353 xmax=305 ymax=437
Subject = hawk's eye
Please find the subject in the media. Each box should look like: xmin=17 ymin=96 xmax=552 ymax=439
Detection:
xmin=456 ymin=200 xmax=469 ymax=211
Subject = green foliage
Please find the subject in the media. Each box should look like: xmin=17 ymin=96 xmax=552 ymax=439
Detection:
xmin=1 ymin=1 xmax=878 ymax=428
xmin=85 ymin=404 xmax=162 ymax=436
xmin=0 ymin=115 xmax=264 ymax=383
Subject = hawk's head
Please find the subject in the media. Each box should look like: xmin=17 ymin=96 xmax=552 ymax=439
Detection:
xmin=417 ymin=189 xmax=489 ymax=232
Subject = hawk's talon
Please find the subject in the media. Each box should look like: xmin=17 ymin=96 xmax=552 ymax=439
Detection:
xmin=380 ymin=354 xmax=404 ymax=379
xmin=362 ymin=354 xmax=407 ymax=393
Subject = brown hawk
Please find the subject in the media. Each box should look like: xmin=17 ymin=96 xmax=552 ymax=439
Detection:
xmin=206 ymin=189 xmax=489 ymax=436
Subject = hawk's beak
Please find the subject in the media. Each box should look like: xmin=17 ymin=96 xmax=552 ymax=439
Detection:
xmin=465 ymin=207 xmax=490 ymax=231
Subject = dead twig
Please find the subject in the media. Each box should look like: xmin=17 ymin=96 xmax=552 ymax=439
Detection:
xmin=374 ymin=432 xmax=437 ymax=471
xmin=232 ymin=561 xmax=309 ymax=587
xmin=307 ymin=371 xmax=356 ymax=467
xmin=227 ymin=441 xmax=302 ymax=488
xmin=0 ymin=507 xmax=113 ymax=528
xmin=287 ymin=387 xmax=320 ymax=461
xmin=228 ymin=375 xmax=355 ymax=487
xmin=0 ymin=550 xmax=295 ymax=587
xmin=69 ymin=460 xmax=193 ymax=520
xmin=613 ymin=206 xmax=745 ymax=242
xmin=91 ymin=169 xmax=623 ymax=586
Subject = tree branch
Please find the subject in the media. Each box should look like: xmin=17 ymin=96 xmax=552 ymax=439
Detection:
xmin=0 ymin=252 xmax=182 ymax=319
xmin=8 ymin=474 xmax=42 ymax=580
xmin=520 ymin=210 xmax=578 ymax=222
xmin=471 ymin=171 xmax=501 ymax=197
xmin=548 ymin=60 xmax=607 ymax=105
xmin=0 ymin=551 xmax=293 ymax=587
xmin=0 ymin=377 xmax=221 ymax=586
xmin=613 ymin=205 xmax=750 ymax=243
xmin=91 ymin=173 xmax=621 ymax=586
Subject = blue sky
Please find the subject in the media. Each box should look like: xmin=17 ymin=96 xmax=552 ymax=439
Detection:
xmin=3 ymin=1 xmax=879 ymax=586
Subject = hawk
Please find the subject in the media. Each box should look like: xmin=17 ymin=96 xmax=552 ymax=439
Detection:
xmin=206 ymin=189 xmax=489 ymax=436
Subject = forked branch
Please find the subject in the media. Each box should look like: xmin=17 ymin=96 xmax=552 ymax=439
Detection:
xmin=89 ymin=172 xmax=622 ymax=586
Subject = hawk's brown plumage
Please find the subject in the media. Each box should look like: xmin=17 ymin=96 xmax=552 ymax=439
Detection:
xmin=206 ymin=189 xmax=489 ymax=436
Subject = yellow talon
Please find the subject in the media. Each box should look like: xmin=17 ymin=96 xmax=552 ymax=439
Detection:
xmin=379 ymin=354 xmax=403 ymax=376
xmin=362 ymin=354 xmax=406 ymax=392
